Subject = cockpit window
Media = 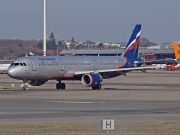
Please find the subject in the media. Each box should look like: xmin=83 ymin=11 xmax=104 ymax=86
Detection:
xmin=23 ymin=63 xmax=27 ymax=66
xmin=10 ymin=62 xmax=27 ymax=66
xmin=14 ymin=63 xmax=19 ymax=66
xmin=10 ymin=63 xmax=14 ymax=66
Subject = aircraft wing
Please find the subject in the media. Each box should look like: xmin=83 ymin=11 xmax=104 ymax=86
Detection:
xmin=74 ymin=66 xmax=154 ymax=75
xmin=135 ymin=59 xmax=176 ymax=66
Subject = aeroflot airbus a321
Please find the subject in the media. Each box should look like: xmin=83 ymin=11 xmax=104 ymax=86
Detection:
xmin=7 ymin=24 xmax=152 ymax=90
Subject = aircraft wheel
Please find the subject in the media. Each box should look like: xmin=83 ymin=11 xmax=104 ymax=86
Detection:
xmin=92 ymin=83 xmax=101 ymax=90
xmin=97 ymin=83 xmax=101 ymax=90
xmin=56 ymin=83 xmax=61 ymax=90
xmin=92 ymin=86 xmax=96 ymax=90
xmin=60 ymin=83 xmax=66 ymax=89
xmin=22 ymin=86 xmax=28 ymax=91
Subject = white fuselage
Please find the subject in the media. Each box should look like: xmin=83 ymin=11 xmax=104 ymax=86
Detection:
xmin=7 ymin=56 xmax=133 ymax=80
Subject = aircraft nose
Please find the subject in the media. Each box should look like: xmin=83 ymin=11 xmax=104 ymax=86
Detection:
xmin=7 ymin=68 xmax=17 ymax=78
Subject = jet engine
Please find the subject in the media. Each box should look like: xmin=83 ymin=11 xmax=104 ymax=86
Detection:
xmin=134 ymin=61 xmax=143 ymax=67
xmin=81 ymin=73 xmax=102 ymax=86
xmin=29 ymin=80 xmax=48 ymax=86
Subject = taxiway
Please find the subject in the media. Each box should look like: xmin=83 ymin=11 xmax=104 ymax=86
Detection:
xmin=0 ymin=70 xmax=180 ymax=124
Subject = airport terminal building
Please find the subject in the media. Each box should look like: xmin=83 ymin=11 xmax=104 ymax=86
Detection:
xmin=60 ymin=49 xmax=175 ymax=62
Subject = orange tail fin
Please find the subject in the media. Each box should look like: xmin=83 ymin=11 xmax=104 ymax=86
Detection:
xmin=172 ymin=42 xmax=180 ymax=60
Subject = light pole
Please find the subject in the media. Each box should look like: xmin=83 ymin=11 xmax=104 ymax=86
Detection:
xmin=43 ymin=0 xmax=46 ymax=56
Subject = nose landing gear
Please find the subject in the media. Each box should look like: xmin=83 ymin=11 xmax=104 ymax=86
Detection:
xmin=22 ymin=81 xmax=29 ymax=91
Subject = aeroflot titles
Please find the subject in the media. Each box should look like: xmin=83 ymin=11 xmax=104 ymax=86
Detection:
xmin=39 ymin=58 xmax=56 ymax=61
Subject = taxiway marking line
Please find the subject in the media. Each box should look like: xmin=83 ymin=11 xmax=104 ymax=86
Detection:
xmin=46 ymin=101 xmax=107 ymax=104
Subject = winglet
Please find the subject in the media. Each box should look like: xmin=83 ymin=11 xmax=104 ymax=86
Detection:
xmin=172 ymin=42 xmax=180 ymax=60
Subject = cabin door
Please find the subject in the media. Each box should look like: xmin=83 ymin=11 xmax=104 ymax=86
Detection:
xmin=93 ymin=60 xmax=98 ymax=70
xmin=58 ymin=58 xmax=64 ymax=75
xmin=29 ymin=59 xmax=36 ymax=71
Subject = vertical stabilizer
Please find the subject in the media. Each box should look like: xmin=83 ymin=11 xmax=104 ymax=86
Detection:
xmin=172 ymin=42 xmax=180 ymax=60
xmin=123 ymin=24 xmax=141 ymax=58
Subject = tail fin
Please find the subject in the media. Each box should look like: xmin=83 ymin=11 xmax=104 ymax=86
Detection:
xmin=172 ymin=42 xmax=180 ymax=60
xmin=123 ymin=24 xmax=141 ymax=58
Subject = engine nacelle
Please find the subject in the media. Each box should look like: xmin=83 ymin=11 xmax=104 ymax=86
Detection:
xmin=134 ymin=61 xmax=139 ymax=67
xmin=81 ymin=73 xmax=102 ymax=86
xmin=29 ymin=80 xmax=48 ymax=86
xmin=134 ymin=61 xmax=143 ymax=67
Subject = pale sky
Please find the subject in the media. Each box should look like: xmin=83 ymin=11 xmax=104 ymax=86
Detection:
xmin=0 ymin=0 xmax=180 ymax=44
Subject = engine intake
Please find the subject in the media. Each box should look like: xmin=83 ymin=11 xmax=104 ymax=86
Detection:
xmin=81 ymin=73 xmax=102 ymax=86
xmin=29 ymin=80 xmax=48 ymax=86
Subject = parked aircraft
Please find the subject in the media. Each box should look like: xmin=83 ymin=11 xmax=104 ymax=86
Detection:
xmin=151 ymin=42 xmax=180 ymax=70
xmin=0 ymin=64 xmax=10 ymax=74
xmin=7 ymin=24 xmax=153 ymax=90
xmin=172 ymin=42 xmax=180 ymax=60
xmin=171 ymin=42 xmax=180 ymax=68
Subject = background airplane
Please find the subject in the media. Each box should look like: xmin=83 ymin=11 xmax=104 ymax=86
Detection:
xmin=151 ymin=42 xmax=180 ymax=71
xmin=7 ymin=24 xmax=153 ymax=91
xmin=170 ymin=42 xmax=180 ymax=69
xmin=0 ymin=64 xmax=10 ymax=74
xmin=172 ymin=42 xmax=180 ymax=61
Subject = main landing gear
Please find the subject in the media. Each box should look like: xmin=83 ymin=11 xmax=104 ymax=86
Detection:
xmin=56 ymin=81 xmax=66 ymax=90
xmin=22 ymin=80 xmax=29 ymax=91
xmin=92 ymin=83 xmax=101 ymax=90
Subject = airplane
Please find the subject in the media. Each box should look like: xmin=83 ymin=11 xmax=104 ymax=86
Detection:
xmin=172 ymin=42 xmax=180 ymax=60
xmin=0 ymin=64 xmax=10 ymax=74
xmin=7 ymin=24 xmax=153 ymax=91
xmin=161 ymin=42 xmax=180 ymax=71
xmin=171 ymin=42 xmax=180 ymax=68
xmin=150 ymin=42 xmax=180 ymax=70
